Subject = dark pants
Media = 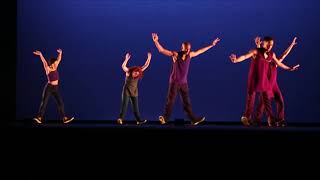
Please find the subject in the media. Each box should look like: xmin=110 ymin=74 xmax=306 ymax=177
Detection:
xmin=163 ymin=83 xmax=197 ymax=121
xmin=243 ymin=91 xmax=274 ymax=120
xmin=256 ymin=83 xmax=284 ymax=120
xmin=119 ymin=94 xmax=141 ymax=121
xmin=37 ymin=83 xmax=65 ymax=118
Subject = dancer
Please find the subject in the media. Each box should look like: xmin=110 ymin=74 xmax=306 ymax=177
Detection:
xmin=33 ymin=49 xmax=74 ymax=124
xmin=229 ymin=36 xmax=299 ymax=126
xmin=254 ymin=37 xmax=298 ymax=127
xmin=152 ymin=33 xmax=220 ymax=125
xmin=117 ymin=52 xmax=152 ymax=125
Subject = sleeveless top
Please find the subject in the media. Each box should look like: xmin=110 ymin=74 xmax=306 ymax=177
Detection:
xmin=123 ymin=76 xmax=139 ymax=97
xmin=169 ymin=51 xmax=191 ymax=85
xmin=47 ymin=70 xmax=59 ymax=82
xmin=247 ymin=48 xmax=273 ymax=93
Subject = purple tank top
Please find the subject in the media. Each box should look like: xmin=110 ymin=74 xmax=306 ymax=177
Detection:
xmin=247 ymin=48 xmax=273 ymax=92
xmin=169 ymin=52 xmax=191 ymax=84
xmin=47 ymin=70 xmax=59 ymax=82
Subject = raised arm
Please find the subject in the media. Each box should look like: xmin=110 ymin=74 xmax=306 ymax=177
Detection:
xmin=272 ymin=53 xmax=299 ymax=71
xmin=33 ymin=50 xmax=50 ymax=73
xmin=152 ymin=33 xmax=177 ymax=57
xmin=54 ymin=48 xmax=63 ymax=68
xmin=122 ymin=53 xmax=131 ymax=72
xmin=278 ymin=37 xmax=298 ymax=62
xmin=190 ymin=38 xmax=220 ymax=58
xmin=141 ymin=52 xmax=152 ymax=71
xmin=229 ymin=49 xmax=256 ymax=63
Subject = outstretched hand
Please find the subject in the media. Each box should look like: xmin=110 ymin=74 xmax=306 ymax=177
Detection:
xmin=33 ymin=50 xmax=42 ymax=56
xmin=152 ymin=33 xmax=159 ymax=42
xmin=212 ymin=38 xmax=221 ymax=46
xmin=147 ymin=52 xmax=152 ymax=59
xmin=57 ymin=48 xmax=62 ymax=54
xmin=229 ymin=54 xmax=237 ymax=63
xmin=125 ymin=53 xmax=131 ymax=60
xmin=290 ymin=64 xmax=300 ymax=71
xmin=291 ymin=37 xmax=298 ymax=47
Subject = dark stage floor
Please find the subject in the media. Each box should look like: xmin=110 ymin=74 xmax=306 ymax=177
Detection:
xmin=8 ymin=119 xmax=320 ymax=147
xmin=5 ymin=119 xmax=320 ymax=174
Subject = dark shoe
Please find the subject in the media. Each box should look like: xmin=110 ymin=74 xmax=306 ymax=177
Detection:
xmin=276 ymin=119 xmax=287 ymax=127
xmin=191 ymin=117 xmax=205 ymax=125
xmin=137 ymin=119 xmax=147 ymax=125
xmin=251 ymin=119 xmax=262 ymax=127
xmin=241 ymin=116 xmax=251 ymax=126
xmin=63 ymin=116 xmax=74 ymax=124
xmin=159 ymin=116 xmax=168 ymax=125
xmin=33 ymin=116 xmax=43 ymax=124
xmin=117 ymin=118 xmax=124 ymax=125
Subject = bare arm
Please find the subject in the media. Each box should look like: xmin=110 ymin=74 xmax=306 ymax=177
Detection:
xmin=141 ymin=52 xmax=152 ymax=71
xmin=54 ymin=48 xmax=63 ymax=68
xmin=152 ymin=33 xmax=177 ymax=57
xmin=272 ymin=53 xmax=300 ymax=71
xmin=122 ymin=53 xmax=131 ymax=72
xmin=229 ymin=49 xmax=256 ymax=63
xmin=190 ymin=38 xmax=221 ymax=58
xmin=33 ymin=50 xmax=49 ymax=73
xmin=278 ymin=37 xmax=298 ymax=62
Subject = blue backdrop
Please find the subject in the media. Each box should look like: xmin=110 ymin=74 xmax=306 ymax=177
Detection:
xmin=16 ymin=0 xmax=320 ymax=122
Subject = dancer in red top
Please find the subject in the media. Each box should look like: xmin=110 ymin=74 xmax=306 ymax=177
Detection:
xmin=229 ymin=37 xmax=299 ymax=126
xmin=254 ymin=37 xmax=298 ymax=127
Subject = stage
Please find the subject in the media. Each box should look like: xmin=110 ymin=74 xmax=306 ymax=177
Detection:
xmin=8 ymin=119 xmax=320 ymax=147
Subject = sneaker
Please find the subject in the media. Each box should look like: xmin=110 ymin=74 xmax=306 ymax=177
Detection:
xmin=33 ymin=116 xmax=43 ymax=124
xmin=191 ymin=117 xmax=205 ymax=125
xmin=267 ymin=117 xmax=276 ymax=127
xmin=136 ymin=119 xmax=147 ymax=125
xmin=159 ymin=116 xmax=168 ymax=125
xmin=241 ymin=116 xmax=251 ymax=126
xmin=276 ymin=119 xmax=287 ymax=127
xmin=63 ymin=117 xmax=74 ymax=124
xmin=117 ymin=118 xmax=124 ymax=125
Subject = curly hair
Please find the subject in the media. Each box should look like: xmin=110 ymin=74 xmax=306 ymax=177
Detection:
xmin=128 ymin=66 xmax=144 ymax=79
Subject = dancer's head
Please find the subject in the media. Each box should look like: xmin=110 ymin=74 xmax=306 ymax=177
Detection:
xmin=48 ymin=58 xmax=58 ymax=67
xmin=262 ymin=36 xmax=274 ymax=52
xmin=181 ymin=42 xmax=191 ymax=54
xmin=128 ymin=66 xmax=143 ymax=79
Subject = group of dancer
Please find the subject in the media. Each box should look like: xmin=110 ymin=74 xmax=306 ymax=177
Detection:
xmin=32 ymin=33 xmax=299 ymax=127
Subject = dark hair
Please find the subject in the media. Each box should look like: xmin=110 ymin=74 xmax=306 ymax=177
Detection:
xmin=128 ymin=66 xmax=144 ymax=79
xmin=182 ymin=42 xmax=191 ymax=47
xmin=263 ymin=36 xmax=274 ymax=42
xmin=48 ymin=58 xmax=58 ymax=66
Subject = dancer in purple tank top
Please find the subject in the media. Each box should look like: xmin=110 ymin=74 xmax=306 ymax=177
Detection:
xmin=254 ymin=37 xmax=298 ymax=127
xmin=229 ymin=37 xmax=299 ymax=127
xmin=152 ymin=33 xmax=220 ymax=125
xmin=33 ymin=49 xmax=74 ymax=124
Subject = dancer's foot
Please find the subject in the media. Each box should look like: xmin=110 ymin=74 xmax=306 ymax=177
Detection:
xmin=136 ymin=119 xmax=147 ymax=125
xmin=63 ymin=116 xmax=74 ymax=124
xmin=267 ymin=117 xmax=276 ymax=127
xmin=117 ymin=118 xmax=124 ymax=125
xmin=276 ymin=119 xmax=287 ymax=127
xmin=159 ymin=116 xmax=168 ymax=125
xmin=241 ymin=116 xmax=251 ymax=126
xmin=251 ymin=119 xmax=262 ymax=127
xmin=191 ymin=117 xmax=205 ymax=125
xmin=33 ymin=116 xmax=43 ymax=124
